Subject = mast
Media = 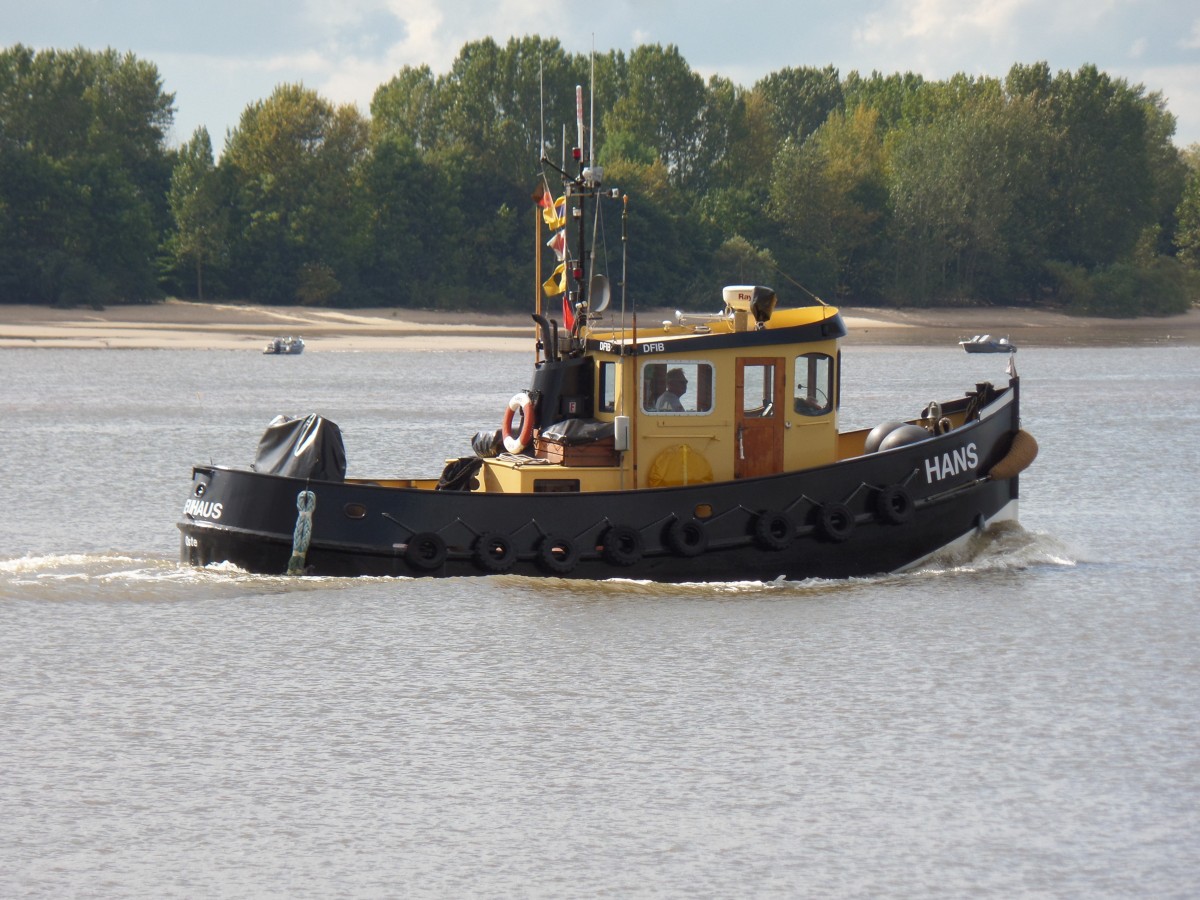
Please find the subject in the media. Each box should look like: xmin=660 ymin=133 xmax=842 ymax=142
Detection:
xmin=574 ymin=84 xmax=587 ymax=315
xmin=538 ymin=77 xmax=619 ymax=354
xmin=534 ymin=187 xmax=543 ymax=362
xmin=535 ymin=62 xmax=545 ymax=358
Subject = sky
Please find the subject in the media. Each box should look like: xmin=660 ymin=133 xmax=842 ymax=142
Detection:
xmin=5 ymin=0 xmax=1199 ymax=150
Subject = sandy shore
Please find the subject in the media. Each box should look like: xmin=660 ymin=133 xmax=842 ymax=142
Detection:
xmin=0 ymin=298 xmax=1197 ymax=350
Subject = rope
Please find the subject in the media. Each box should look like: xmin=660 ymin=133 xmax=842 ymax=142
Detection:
xmin=287 ymin=490 xmax=316 ymax=575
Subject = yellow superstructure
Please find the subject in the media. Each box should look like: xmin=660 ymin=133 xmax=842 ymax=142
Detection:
xmin=476 ymin=293 xmax=846 ymax=493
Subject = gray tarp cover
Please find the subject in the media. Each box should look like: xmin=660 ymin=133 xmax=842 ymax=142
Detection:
xmin=252 ymin=414 xmax=347 ymax=481
xmin=540 ymin=419 xmax=614 ymax=445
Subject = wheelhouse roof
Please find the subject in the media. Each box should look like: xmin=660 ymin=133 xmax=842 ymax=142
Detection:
xmin=584 ymin=306 xmax=847 ymax=356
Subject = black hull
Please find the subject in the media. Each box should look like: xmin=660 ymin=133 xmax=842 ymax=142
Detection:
xmin=961 ymin=343 xmax=1016 ymax=354
xmin=179 ymin=384 xmax=1022 ymax=583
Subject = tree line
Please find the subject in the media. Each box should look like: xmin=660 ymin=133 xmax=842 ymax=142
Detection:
xmin=2 ymin=39 xmax=1198 ymax=317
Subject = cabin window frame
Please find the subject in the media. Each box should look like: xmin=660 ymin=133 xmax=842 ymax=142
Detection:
xmin=641 ymin=359 xmax=714 ymax=415
xmin=598 ymin=360 xmax=617 ymax=414
xmin=739 ymin=359 xmax=780 ymax=418
xmin=793 ymin=352 xmax=835 ymax=417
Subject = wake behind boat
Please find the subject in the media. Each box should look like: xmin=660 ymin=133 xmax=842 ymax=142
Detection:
xmin=178 ymin=89 xmax=1037 ymax=583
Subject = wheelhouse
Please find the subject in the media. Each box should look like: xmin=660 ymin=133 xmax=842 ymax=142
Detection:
xmin=472 ymin=286 xmax=848 ymax=494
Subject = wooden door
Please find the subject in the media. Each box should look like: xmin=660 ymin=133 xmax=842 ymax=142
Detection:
xmin=735 ymin=357 xmax=785 ymax=479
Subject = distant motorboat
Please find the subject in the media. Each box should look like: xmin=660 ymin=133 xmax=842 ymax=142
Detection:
xmin=264 ymin=336 xmax=305 ymax=355
xmin=960 ymin=334 xmax=1016 ymax=354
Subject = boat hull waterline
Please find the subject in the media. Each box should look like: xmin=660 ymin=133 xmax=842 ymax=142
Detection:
xmin=179 ymin=384 xmax=1024 ymax=582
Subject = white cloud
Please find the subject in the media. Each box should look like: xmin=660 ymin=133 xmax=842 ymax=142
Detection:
xmin=1181 ymin=19 xmax=1200 ymax=49
xmin=856 ymin=0 xmax=1033 ymax=47
xmin=18 ymin=0 xmax=1199 ymax=150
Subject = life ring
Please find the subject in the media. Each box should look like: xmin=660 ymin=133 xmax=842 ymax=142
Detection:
xmin=473 ymin=531 xmax=516 ymax=573
xmin=665 ymin=517 xmax=709 ymax=557
xmin=875 ymin=485 xmax=914 ymax=525
xmin=537 ymin=534 xmax=579 ymax=574
xmin=405 ymin=531 xmax=447 ymax=571
xmin=817 ymin=502 xmax=855 ymax=542
xmin=601 ymin=524 xmax=643 ymax=566
xmin=753 ymin=510 xmax=794 ymax=551
xmin=501 ymin=392 xmax=535 ymax=454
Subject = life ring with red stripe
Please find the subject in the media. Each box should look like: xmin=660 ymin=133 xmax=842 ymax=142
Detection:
xmin=501 ymin=392 xmax=535 ymax=454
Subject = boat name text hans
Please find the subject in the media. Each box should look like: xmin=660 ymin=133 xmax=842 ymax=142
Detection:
xmin=924 ymin=442 xmax=978 ymax=483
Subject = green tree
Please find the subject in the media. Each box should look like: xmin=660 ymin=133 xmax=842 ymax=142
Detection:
xmin=1002 ymin=62 xmax=1191 ymax=313
xmin=886 ymin=87 xmax=1056 ymax=305
xmin=437 ymin=36 xmax=579 ymax=186
xmin=599 ymin=154 xmax=714 ymax=308
xmin=841 ymin=70 xmax=926 ymax=130
xmin=691 ymin=88 xmax=778 ymax=246
xmin=1141 ymin=96 xmax=1189 ymax=258
xmin=711 ymin=235 xmax=778 ymax=288
xmin=223 ymin=84 xmax=369 ymax=305
xmin=1036 ymin=64 xmax=1158 ymax=269
xmin=0 ymin=44 xmax=174 ymax=305
xmin=755 ymin=66 xmax=843 ymax=143
xmin=1172 ymin=155 xmax=1200 ymax=269
xmin=769 ymin=106 xmax=888 ymax=302
xmin=167 ymin=127 xmax=227 ymax=299
xmin=605 ymin=44 xmax=707 ymax=188
xmin=371 ymin=65 xmax=443 ymax=150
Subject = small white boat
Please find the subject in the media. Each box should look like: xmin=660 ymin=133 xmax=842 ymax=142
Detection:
xmin=960 ymin=334 xmax=1016 ymax=354
xmin=264 ymin=336 xmax=304 ymax=355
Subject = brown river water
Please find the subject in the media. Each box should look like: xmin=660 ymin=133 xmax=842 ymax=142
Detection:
xmin=1 ymin=344 xmax=1197 ymax=898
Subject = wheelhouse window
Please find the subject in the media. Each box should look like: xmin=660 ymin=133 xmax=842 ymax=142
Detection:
xmin=598 ymin=361 xmax=616 ymax=414
xmin=740 ymin=362 xmax=778 ymax=417
xmin=642 ymin=361 xmax=713 ymax=414
xmin=794 ymin=352 xmax=834 ymax=416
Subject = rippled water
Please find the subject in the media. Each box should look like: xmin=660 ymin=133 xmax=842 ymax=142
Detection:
xmin=2 ymin=344 xmax=1197 ymax=898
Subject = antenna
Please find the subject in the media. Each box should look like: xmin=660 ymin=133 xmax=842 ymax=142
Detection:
xmin=589 ymin=39 xmax=595 ymax=167
xmin=621 ymin=195 xmax=629 ymax=323
xmin=576 ymin=85 xmax=584 ymax=157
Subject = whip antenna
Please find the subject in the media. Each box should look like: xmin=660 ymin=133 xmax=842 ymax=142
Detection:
xmin=589 ymin=40 xmax=595 ymax=167
xmin=576 ymin=85 xmax=584 ymax=157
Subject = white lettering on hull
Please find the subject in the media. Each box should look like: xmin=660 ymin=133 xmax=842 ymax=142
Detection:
xmin=923 ymin=442 xmax=979 ymax=483
xmin=183 ymin=498 xmax=223 ymax=520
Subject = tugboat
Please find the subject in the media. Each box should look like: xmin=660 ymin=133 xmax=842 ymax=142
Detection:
xmin=178 ymin=97 xmax=1037 ymax=582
